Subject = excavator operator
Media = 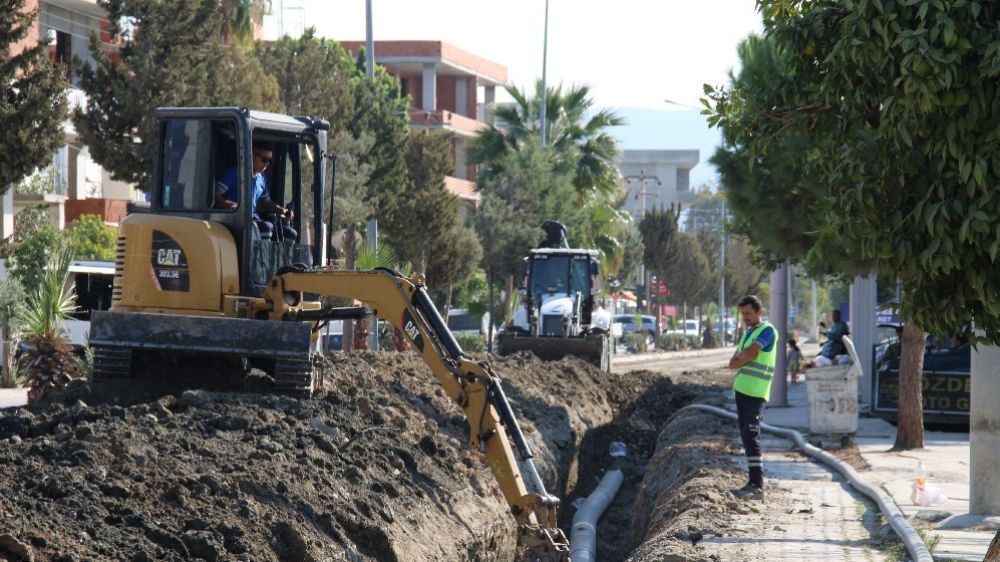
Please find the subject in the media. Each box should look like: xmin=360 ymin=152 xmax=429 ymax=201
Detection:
xmin=214 ymin=140 xmax=297 ymax=240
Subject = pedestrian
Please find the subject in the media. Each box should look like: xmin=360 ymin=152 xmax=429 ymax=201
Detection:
xmin=787 ymin=338 xmax=803 ymax=382
xmin=728 ymin=295 xmax=779 ymax=500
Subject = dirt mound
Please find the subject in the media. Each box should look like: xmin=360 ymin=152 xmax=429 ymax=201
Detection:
xmin=626 ymin=408 xmax=747 ymax=562
xmin=0 ymin=351 xmax=617 ymax=562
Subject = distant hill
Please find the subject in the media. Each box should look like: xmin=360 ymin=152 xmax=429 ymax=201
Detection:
xmin=609 ymin=107 xmax=722 ymax=188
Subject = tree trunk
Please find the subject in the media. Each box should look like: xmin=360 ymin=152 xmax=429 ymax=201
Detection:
xmin=984 ymin=528 xmax=1000 ymax=561
xmin=417 ymin=240 xmax=426 ymax=276
xmin=342 ymin=223 xmax=357 ymax=352
xmin=893 ymin=320 xmax=926 ymax=451
xmin=443 ymin=284 xmax=453 ymax=322
xmin=503 ymin=275 xmax=515 ymax=325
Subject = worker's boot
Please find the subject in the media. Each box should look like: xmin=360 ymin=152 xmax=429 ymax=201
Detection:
xmin=733 ymin=483 xmax=765 ymax=501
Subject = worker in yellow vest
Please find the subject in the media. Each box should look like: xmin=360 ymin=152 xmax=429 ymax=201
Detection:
xmin=728 ymin=295 xmax=778 ymax=500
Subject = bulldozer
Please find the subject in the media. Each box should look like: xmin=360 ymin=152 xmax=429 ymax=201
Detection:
xmin=88 ymin=107 xmax=569 ymax=558
xmin=497 ymin=221 xmax=614 ymax=372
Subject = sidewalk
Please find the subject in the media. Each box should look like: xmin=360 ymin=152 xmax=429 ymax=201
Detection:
xmin=762 ymin=379 xmax=997 ymax=560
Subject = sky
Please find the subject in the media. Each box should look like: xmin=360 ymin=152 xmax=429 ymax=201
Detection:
xmin=264 ymin=1 xmax=763 ymax=185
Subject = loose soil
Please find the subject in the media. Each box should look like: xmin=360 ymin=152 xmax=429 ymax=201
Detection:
xmin=0 ymin=349 xmax=753 ymax=562
xmin=0 ymin=352 xmax=618 ymax=562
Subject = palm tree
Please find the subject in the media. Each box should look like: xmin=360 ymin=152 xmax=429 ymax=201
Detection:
xmin=18 ymin=244 xmax=80 ymax=402
xmin=352 ymin=242 xmax=401 ymax=351
xmin=219 ymin=0 xmax=269 ymax=44
xmin=469 ymin=81 xmax=625 ymax=205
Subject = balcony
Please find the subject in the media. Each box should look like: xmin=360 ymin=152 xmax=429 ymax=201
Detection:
xmin=65 ymin=198 xmax=129 ymax=225
xmin=409 ymin=109 xmax=487 ymax=137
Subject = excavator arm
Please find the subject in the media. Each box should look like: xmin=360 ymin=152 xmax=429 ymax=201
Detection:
xmin=261 ymin=267 xmax=570 ymax=559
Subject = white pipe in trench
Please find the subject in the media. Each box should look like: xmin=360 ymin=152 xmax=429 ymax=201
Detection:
xmin=569 ymin=468 xmax=624 ymax=562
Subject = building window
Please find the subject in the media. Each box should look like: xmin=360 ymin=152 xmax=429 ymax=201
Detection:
xmin=676 ymin=168 xmax=690 ymax=192
xmin=400 ymin=78 xmax=410 ymax=97
xmin=54 ymin=30 xmax=72 ymax=66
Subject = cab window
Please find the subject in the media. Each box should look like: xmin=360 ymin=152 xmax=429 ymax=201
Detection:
xmin=159 ymin=119 xmax=237 ymax=211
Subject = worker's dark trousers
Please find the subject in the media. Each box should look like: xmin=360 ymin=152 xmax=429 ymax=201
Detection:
xmin=736 ymin=390 xmax=765 ymax=488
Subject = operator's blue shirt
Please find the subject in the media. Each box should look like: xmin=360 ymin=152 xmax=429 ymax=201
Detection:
xmin=216 ymin=167 xmax=268 ymax=219
xmin=741 ymin=323 xmax=777 ymax=353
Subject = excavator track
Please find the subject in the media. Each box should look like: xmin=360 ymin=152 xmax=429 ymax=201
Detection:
xmin=91 ymin=346 xmax=133 ymax=380
xmin=273 ymin=358 xmax=315 ymax=398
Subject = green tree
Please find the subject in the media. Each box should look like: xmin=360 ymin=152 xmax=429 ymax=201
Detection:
xmin=8 ymin=223 xmax=62 ymax=290
xmin=662 ymin=231 xmax=711 ymax=308
xmin=707 ymin=2 xmax=1000 ymax=448
xmin=0 ymin=0 xmax=69 ymax=192
xmin=348 ymin=47 xmax=410 ymax=231
xmin=638 ymin=205 xmax=682 ymax=308
xmin=425 ymin=225 xmax=483 ymax=319
xmin=65 ymin=214 xmax=116 ymax=261
xmin=74 ymin=0 xmax=282 ymax=188
xmin=393 ymin=130 xmax=459 ymax=275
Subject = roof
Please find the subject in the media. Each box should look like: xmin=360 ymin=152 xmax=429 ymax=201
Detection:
xmin=69 ymin=260 xmax=115 ymax=275
xmin=339 ymin=40 xmax=508 ymax=85
xmin=529 ymin=248 xmax=600 ymax=257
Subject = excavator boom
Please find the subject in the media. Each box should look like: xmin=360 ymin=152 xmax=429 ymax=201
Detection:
xmin=265 ymin=267 xmax=570 ymax=558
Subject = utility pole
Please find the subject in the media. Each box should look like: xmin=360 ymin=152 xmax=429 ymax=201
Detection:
xmin=365 ymin=0 xmax=379 ymax=351
xmin=624 ymin=170 xmax=661 ymax=314
xmin=539 ymin=0 xmax=550 ymax=145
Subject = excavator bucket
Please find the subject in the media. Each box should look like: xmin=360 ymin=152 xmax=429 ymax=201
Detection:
xmin=497 ymin=333 xmax=611 ymax=372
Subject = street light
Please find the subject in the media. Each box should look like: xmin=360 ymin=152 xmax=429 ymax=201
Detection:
xmin=540 ymin=0 xmax=550 ymax=145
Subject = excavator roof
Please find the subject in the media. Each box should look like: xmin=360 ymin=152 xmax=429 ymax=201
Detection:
xmin=154 ymin=107 xmax=330 ymax=135
xmin=529 ymin=248 xmax=599 ymax=258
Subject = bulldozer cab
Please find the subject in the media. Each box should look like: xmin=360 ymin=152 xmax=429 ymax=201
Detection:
xmin=152 ymin=107 xmax=329 ymax=297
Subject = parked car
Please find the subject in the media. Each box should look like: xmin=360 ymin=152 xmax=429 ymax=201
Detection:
xmin=614 ymin=314 xmax=656 ymax=336
xmin=665 ymin=318 xmax=700 ymax=337
xmin=873 ymin=327 xmax=970 ymax=426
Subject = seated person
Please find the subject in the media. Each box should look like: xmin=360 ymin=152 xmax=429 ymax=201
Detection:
xmin=819 ymin=309 xmax=850 ymax=359
xmin=214 ymin=141 xmax=297 ymax=241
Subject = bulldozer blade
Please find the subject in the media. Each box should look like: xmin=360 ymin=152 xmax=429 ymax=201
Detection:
xmin=89 ymin=310 xmax=312 ymax=360
xmin=497 ymin=333 xmax=611 ymax=372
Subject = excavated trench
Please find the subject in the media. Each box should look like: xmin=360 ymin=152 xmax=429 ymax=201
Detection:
xmin=0 ymin=352 xmax=739 ymax=562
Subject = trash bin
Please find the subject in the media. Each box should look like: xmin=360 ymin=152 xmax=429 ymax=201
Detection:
xmin=806 ymin=363 xmax=859 ymax=434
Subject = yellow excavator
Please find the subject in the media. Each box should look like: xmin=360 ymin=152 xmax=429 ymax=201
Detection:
xmin=88 ymin=107 xmax=569 ymax=559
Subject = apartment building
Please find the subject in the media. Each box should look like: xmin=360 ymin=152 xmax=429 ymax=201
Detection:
xmin=618 ymin=149 xmax=700 ymax=217
xmin=2 ymin=0 xmax=138 ymax=238
xmin=339 ymin=40 xmax=508 ymax=212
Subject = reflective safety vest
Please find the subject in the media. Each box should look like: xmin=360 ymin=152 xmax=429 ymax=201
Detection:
xmin=733 ymin=321 xmax=778 ymax=401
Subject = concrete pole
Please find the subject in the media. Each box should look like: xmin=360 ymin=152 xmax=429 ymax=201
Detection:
xmin=769 ymin=262 xmax=789 ymax=406
xmin=849 ymin=275 xmax=877 ymax=406
xmin=970 ymin=343 xmax=1000 ymax=515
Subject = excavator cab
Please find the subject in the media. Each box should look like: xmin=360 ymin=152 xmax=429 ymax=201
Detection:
xmin=152 ymin=107 xmax=329 ymax=297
